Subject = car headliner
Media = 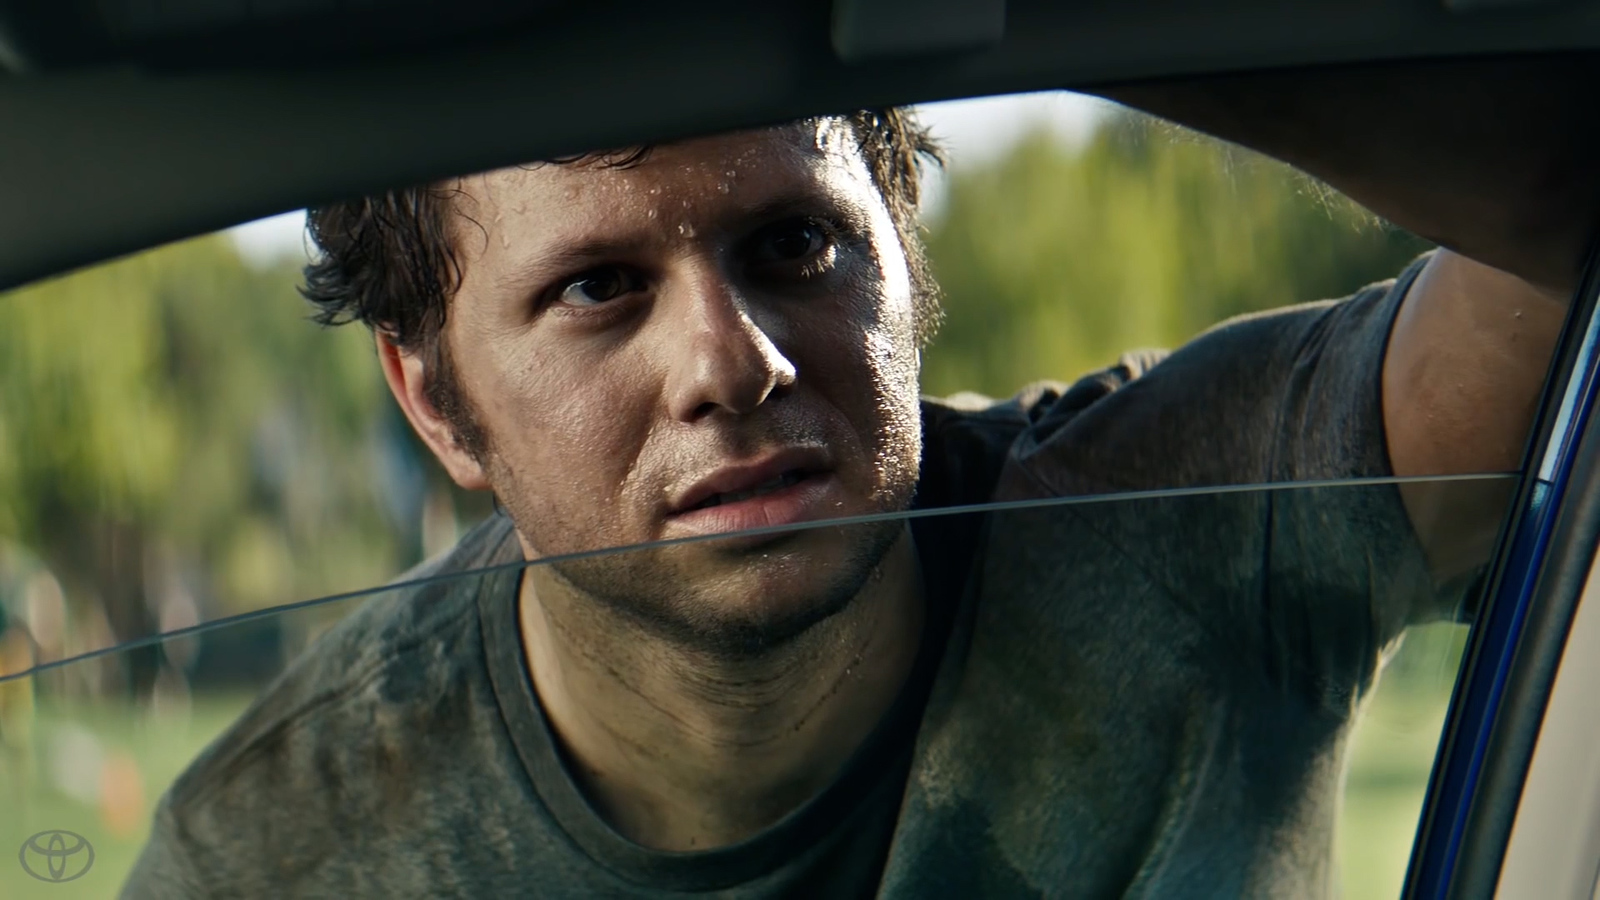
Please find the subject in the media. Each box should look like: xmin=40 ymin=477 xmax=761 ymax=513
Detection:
xmin=3 ymin=0 xmax=1600 ymax=291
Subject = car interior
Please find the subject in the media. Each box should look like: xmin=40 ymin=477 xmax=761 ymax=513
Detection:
xmin=4 ymin=1 xmax=1600 ymax=898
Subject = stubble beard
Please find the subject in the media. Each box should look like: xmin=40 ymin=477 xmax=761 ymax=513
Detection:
xmin=493 ymin=451 xmax=919 ymax=661
xmin=433 ymin=351 xmax=922 ymax=660
xmin=560 ymin=515 xmax=909 ymax=660
xmin=436 ymin=270 xmax=929 ymax=662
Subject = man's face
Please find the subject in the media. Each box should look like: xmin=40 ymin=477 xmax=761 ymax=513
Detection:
xmin=427 ymin=120 xmax=925 ymax=653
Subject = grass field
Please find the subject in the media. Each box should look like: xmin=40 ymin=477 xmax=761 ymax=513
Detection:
xmin=1336 ymin=682 xmax=1455 ymax=899
xmin=1 ymin=692 xmax=253 ymax=900
xmin=0 ymin=634 xmax=1463 ymax=898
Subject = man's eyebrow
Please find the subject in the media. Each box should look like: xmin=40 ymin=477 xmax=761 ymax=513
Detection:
xmin=492 ymin=235 xmax=648 ymax=295
xmin=502 ymin=235 xmax=646 ymax=283
xmin=731 ymin=189 xmax=875 ymax=232
xmin=490 ymin=185 xmax=873 ymax=294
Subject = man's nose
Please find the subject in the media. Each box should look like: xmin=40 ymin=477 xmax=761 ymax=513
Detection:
xmin=662 ymin=269 xmax=797 ymax=423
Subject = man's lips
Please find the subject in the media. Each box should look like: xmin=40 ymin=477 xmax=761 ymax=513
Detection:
xmin=667 ymin=447 xmax=832 ymax=516
xmin=681 ymin=469 xmax=809 ymax=512
xmin=659 ymin=447 xmax=845 ymax=538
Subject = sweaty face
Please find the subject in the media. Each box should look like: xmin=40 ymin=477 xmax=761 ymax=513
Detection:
xmin=438 ymin=121 xmax=925 ymax=653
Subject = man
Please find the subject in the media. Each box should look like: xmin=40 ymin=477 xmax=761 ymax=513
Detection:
xmin=120 ymin=83 xmax=1571 ymax=897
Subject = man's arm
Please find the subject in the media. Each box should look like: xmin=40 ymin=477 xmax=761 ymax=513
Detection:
xmin=1094 ymin=55 xmax=1599 ymax=588
xmin=1384 ymin=251 xmax=1565 ymax=586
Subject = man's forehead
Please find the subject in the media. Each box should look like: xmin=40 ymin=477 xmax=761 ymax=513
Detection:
xmin=456 ymin=118 xmax=867 ymax=213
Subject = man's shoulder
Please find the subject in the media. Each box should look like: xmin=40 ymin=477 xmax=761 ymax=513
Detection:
xmin=293 ymin=510 xmax=519 ymax=685
xmin=917 ymin=352 xmax=1169 ymax=507
xmin=923 ymin=350 xmax=1170 ymax=430
xmin=149 ymin=512 xmax=521 ymax=838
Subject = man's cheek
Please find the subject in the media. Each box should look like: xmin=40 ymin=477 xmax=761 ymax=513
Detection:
xmin=515 ymin=491 xmax=621 ymax=558
xmin=496 ymin=452 xmax=629 ymax=557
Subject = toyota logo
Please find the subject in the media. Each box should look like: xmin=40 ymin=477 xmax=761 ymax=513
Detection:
xmin=18 ymin=829 xmax=95 ymax=883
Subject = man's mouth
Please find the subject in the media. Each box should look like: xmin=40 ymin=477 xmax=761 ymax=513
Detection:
xmin=685 ymin=470 xmax=809 ymax=511
xmin=664 ymin=452 xmax=841 ymax=538
xmin=668 ymin=448 xmax=835 ymax=519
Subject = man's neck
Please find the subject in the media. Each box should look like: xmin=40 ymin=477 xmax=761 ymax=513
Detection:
xmin=517 ymin=528 xmax=925 ymax=852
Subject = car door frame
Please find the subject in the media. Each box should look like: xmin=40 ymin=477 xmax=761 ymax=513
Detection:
xmin=1404 ymin=239 xmax=1600 ymax=899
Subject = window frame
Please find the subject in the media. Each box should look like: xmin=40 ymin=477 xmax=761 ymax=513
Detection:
xmin=6 ymin=13 xmax=1600 ymax=893
xmin=1404 ymin=242 xmax=1600 ymax=898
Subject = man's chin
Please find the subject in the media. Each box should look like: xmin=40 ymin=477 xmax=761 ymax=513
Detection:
xmin=549 ymin=518 xmax=904 ymax=659
xmin=642 ymin=549 xmax=872 ymax=658
xmin=661 ymin=589 xmax=859 ymax=660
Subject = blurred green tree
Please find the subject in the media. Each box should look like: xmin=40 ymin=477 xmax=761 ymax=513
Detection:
xmin=0 ymin=236 xmax=406 ymax=693
xmin=920 ymin=108 xmax=1433 ymax=398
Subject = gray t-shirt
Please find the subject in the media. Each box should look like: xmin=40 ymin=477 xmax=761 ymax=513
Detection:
xmin=120 ymin=257 xmax=1468 ymax=899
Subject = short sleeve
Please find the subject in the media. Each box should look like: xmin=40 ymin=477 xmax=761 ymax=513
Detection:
xmin=988 ymin=256 xmax=1475 ymax=704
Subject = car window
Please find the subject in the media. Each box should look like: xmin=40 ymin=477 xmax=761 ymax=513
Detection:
xmin=0 ymin=90 xmax=1546 ymax=898
xmin=0 ymin=481 xmax=1509 ymax=897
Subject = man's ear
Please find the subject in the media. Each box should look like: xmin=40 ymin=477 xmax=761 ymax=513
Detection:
xmin=376 ymin=334 xmax=492 ymax=492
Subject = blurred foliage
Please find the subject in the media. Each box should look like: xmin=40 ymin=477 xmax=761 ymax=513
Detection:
xmin=0 ymin=237 xmax=418 ymax=669
xmin=919 ymin=108 xmax=1433 ymax=397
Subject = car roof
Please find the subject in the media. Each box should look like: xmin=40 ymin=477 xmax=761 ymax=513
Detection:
xmin=3 ymin=0 xmax=1600 ymax=289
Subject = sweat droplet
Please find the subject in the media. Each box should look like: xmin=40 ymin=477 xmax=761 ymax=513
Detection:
xmin=813 ymin=119 xmax=836 ymax=153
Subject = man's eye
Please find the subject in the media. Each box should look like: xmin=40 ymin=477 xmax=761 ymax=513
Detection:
xmin=751 ymin=220 xmax=831 ymax=264
xmin=556 ymin=267 xmax=645 ymax=306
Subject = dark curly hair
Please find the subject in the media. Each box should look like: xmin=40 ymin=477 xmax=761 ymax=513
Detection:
xmin=300 ymin=108 xmax=944 ymax=461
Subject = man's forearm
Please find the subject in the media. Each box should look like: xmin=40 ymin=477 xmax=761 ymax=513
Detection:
xmin=1093 ymin=54 xmax=1600 ymax=298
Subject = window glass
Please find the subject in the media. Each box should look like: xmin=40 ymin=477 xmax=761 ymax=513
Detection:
xmin=0 ymin=221 xmax=496 ymax=670
xmin=916 ymin=96 xmax=1430 ymax=397
xmin=0 ymin=482 xmax=1509 ymax=898
xmin=1340 ymin=619 xmax=1470 ymax=896
xmin=0 ymin=89 xmax=1548 ymax=898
